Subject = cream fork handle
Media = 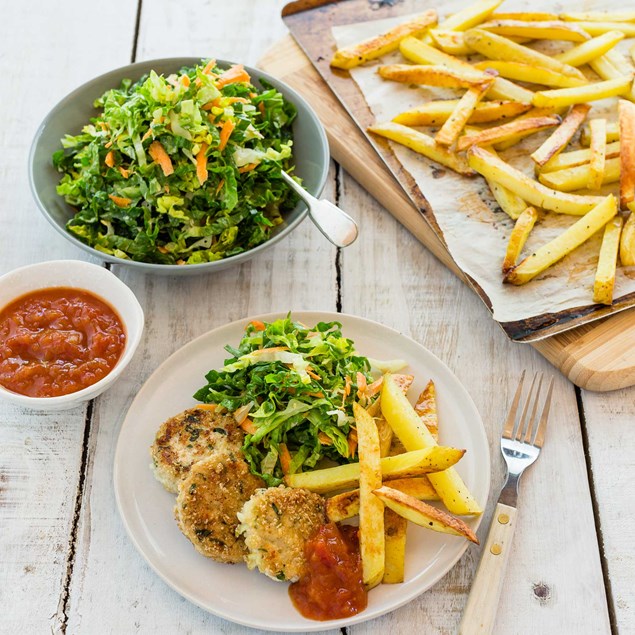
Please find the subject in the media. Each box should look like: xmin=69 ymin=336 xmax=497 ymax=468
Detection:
xmin=458 ymin=503 xmax=518 ymax=635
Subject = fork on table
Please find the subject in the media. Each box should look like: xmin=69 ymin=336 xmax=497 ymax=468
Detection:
xmin=458 ymin=372 xmax=554 ymax=635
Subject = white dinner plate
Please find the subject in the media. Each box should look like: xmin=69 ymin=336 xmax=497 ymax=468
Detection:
xmin=114 ymin=311 xmax=490 ymax=631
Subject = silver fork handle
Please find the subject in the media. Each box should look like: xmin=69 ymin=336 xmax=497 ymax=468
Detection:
xmin=458 ymin=502 xmax=518 ymax=635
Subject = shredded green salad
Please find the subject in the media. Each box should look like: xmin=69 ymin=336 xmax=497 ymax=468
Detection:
xmin=193 ymin=316 xmax=405 ymax=486
xmin=53 ymin=60 xmax=298 ymax=264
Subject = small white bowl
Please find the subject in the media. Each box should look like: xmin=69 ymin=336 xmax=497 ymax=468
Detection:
xmin=0 ymin=260 xmax=144 ymax=410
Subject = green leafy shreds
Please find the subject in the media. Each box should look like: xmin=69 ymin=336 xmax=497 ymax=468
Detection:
xmin=193 ymin=317 xmax=373 ymax=486
xmin=53 ymin=60 xmax=298 ymax=264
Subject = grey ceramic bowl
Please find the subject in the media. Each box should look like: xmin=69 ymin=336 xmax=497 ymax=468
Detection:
xmin=29 ymin=58 xmax=329 ymax=275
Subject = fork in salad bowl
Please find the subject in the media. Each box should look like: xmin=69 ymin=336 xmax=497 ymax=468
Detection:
xmin=459 ymin=371 xmax=554 ymax=635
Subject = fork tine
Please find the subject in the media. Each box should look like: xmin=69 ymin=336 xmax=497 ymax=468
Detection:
xmin=502 ymin=370 xmax=526 ymax=439
xmin=532 ymin=376 xmax=554 ymax=448
xmin=522 ymin=374 xmax=543 ymax=443
xmin=512 ymin=372 xmax=537 ymax=441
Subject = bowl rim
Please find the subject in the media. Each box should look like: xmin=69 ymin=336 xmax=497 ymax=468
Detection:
xmin=28 ymin=57 xmax=330 ymax=273
xmin=0 ymin=259 xmax=144 ymax=407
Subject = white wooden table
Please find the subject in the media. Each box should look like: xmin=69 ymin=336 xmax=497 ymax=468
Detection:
xmin=1 ymin=1 xmax=633 ymax=633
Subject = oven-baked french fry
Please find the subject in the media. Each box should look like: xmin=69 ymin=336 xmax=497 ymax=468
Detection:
xmin=378 ymin=64 xmax=488 ymax=89
xmin=413 ymin=380 xmax=439 ymax=441
xmin=493 ymin=106 xmax=567 ymax=151
xmin=353 ymin=402 xmax=385 ymax=589
xmin=284 ymin=445 xmax=465 ymax=493
xmin=436 ymin=78 xmax=495 ymax=146
xmin=330 ymin=10 xmax=438 ymax=70
xmin=593 ymin=216 xmax=623 ymax=305
xmin=531 ymin=104 xmax=591 ymax=166
xmin=590 ymin=54 xmax=622 ymax=81
xmin=505 ymin=194 xmax=617 ymax=284
xmin=393 ymin=99 xmax=531 ymax=127
xmin=380 ymin=374 xmax=482 ymax=515
xmin=468 ymin=146 xmax=605 ymax=215
xmin=556 ymin=31 xmax=625 ymax=67
xmin=538 ymin=157 xmax=620 ymax=191
xmin=569 ymin=22 xmax=635 ymax=37
xmin=326 ymin=477 xmax=439 ymax=523
xmin=429 ymin=29 xmax=471 ymax=56
xmin=399 ymin=37 xmax=534 ymax=103
xmin=581 ymin=121 xmax=620 ymax=145
xmin=620 ymin=211 xmax=635 ymax=266
xmin=478 ymin=19 xmax=591 ymax=42
xmin=368 ymin=121 xmax=476 ymax=176
xmin=589 ymin=118 xmax=607 ymax=190
xmin=457 ymin=115 xmax=560 ymax=151
xmin=464 ymin=29 xmax=585 ymax=80
xmin=502 ymin=206 xmax=538 ymax=273
xmin=491 ymin=12 xmax=559 ymax=21
xmin=604 ymin=50 xmax=634 ymax=76
xmin=376 ymin=416 xmax=393 ymax=458
xmin=532 ymin=76 xmax=633 ymax=109
xmin=473 ymin=60 xmax=587 ymax=88
xmin=373 ymin=486 xmax=479 ymax=542
xmin=541 ymin=141 xmax=620 ymax=172
xmin=589 ymin=54 xmax=635 ymax=103
xmin=538 ymin=157 xmax=619 ymax=191
xmin=619 ymin=99 xmax=635 ymax=209
xmin=560 ymin=11 xmax=635 ymax=22
xmin=489 ymin=179 xmax=528 ymax=219
xmin=437 ymin=0 xmax=503 ymax=31
xmin=382 ymin=508 xmax=407 ymax=584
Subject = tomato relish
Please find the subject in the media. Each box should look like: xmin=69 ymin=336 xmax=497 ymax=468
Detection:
xmin=0 ymin=287 xmax=125 ymax=398
xmin=289 ymin=523 xmax=367 ymax=621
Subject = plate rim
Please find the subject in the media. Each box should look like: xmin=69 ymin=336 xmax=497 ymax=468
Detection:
xmin=113 ymin=310 xmax=491 ymax=631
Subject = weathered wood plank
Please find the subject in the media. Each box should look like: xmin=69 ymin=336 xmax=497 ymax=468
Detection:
xmin=65 ymin=2 xmax=340 ymax=631
xmin=338 ymin=174 xmax=611 ymax=634
xmin=0 ymin=1 xmax=138 ymax=632
xmin=581 ymin=388 xmax=635 ymax=634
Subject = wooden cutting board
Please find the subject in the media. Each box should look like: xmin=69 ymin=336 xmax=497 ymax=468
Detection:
xmin=260 ymin=36 xmax=635 ymax=392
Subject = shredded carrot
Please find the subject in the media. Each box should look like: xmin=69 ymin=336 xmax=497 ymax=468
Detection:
xmin=365 ymin=377 xmax=384 ymax=398
xmin=216 ymin=64 xmax=251 ymax=89
xmin=238 ymin=162 xmax=258 ymax=174
xmin=180 ymin=74 xmax=190 ymax=87
xmin=195 ymin=142 xmax=209 ymax=186
xmin=157 ymin=246 xmax=169 ymax=254
xmin=104 ymin=141 xmax=113 ymax=149
xmin=306 ymin=368 xmax=321 ymax=380
xmin=98 ymin=121 xmax=109 ymax=131
xmin=215 ymin=179 xmax=225 ymax=195
xmin=202 ymin=59 xmax=217 ymax=75
xmin=108 ymin=194 xmax=132 ymax=207
xmin=141 ymin=129 xmax=153 ymax=142
xmin=306 ymin=391 xmax=325 ymax=398
xmin=347 ymin=429 xmax=358 ymax=458
xmin=240 ymin=417 xmax=258 ymax=435
xmin=344 ymin=375 xmax=352 ymax=397
xmin=207 ymin=113 xmax=216 ymax=124
xmin=250 ymin=320 xmax=266 ymax=331
xmin=195 ymin=403 xmax=217 ymax=412
xmin=218 ymin=119 xmax=235 ymax=152
xmin=258 ymin=102 xmax=265 ymax=117
xmin=249 ymin=92 xmax=257 ymax=99
xmin=318 ymin=432 xmax=333 ymax=446
xmin=118 ymin=166 xmax=130 ymax=179
xmin=104 ymin=151 xmax=115 ymax=168
xmin=278 ymin=443 xmax=292 ymax=476
xmin=356 ymin=372 xmax=367 ymax=398
xmin=148 ymin=141 xmax=174 ymax=176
